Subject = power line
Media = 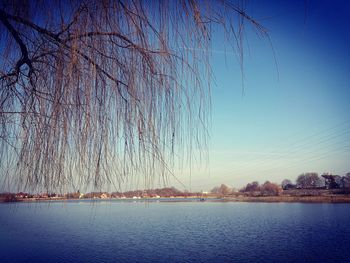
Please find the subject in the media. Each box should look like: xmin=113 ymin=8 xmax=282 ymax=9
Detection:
xmin=214 ymin=120 xmax=350 ymax=174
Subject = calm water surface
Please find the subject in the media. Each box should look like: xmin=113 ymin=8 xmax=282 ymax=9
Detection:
xmin=1 ymin=200 xmax=350 ymax=263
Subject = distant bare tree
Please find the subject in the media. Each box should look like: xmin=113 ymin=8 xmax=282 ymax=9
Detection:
xmin=0 ymin=0 xmax=266 ymax=193
xmin=296 ymin=173 xmax=323 ymax=189
xmin=260 ymin=181 xmax=281 ymax=196
xmin=211 ymin=184 xmax=231 ymax=196
xmin=321 ymin=174 xmax=341 ymax=189
xmin=341 ymin=173 xmax=350 ymax=189
xmin=221 ymin=184 xmax=231 ymax=196
xmin=240 ymin=181 xmax=260 ymax=192
xmin=210 ymin=186 xmax=220 ymax=194
xmin=281 ymin=179 xmax=295 ymax=190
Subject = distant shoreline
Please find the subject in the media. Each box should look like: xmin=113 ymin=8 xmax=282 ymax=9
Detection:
xmin=222 ymin=195 xmax=350 ymax=203
xmin=2 ymin=195 xmax=350 ymax=203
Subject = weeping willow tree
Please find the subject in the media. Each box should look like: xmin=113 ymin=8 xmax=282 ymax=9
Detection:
xmin=0 ymin=0 xmax=266 ymax=193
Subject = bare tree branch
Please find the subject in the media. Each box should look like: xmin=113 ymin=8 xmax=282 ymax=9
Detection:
xmin=0 ymin=0 xmax=266 ymax=193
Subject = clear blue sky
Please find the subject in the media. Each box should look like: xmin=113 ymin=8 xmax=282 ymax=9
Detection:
xmin=174 ymin=0 xmax=350 ymax=191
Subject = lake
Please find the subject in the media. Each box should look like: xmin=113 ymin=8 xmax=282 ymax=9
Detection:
xmin=1 ymin=200 xmax=350 ymax=262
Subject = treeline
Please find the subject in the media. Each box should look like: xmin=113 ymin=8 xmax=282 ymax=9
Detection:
xmin=0 ymin=187 xmax=202 ymax=202
xmin=240 ymin=181 xmax=281 ymax=196
xmin=210 ymin=172 xmax=350 ymax=197
xmin=211 ymin=181 xmax=281 ymax=197
xmin=2 ymin=172 xmax=350 ymax=202
xmin=109 ymin=187 xmax=198 ymax=198
xmin=281 ymin=172 xmax=350 ymax=190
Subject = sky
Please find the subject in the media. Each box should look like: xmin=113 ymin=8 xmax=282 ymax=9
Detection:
xmin=173 ymin=0 xmax=350 ymax=191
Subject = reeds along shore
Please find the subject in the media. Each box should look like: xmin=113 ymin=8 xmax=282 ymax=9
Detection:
xmin=222 ymin=195 xmax=350 ymax=203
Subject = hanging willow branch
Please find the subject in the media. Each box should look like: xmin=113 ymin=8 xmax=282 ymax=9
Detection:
xmin=0 ymin=0 xmax=267 ymax=193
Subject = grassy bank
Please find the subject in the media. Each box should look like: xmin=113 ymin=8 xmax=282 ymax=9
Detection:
xmin=221 ymin=195 xmax=350 ymax=203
